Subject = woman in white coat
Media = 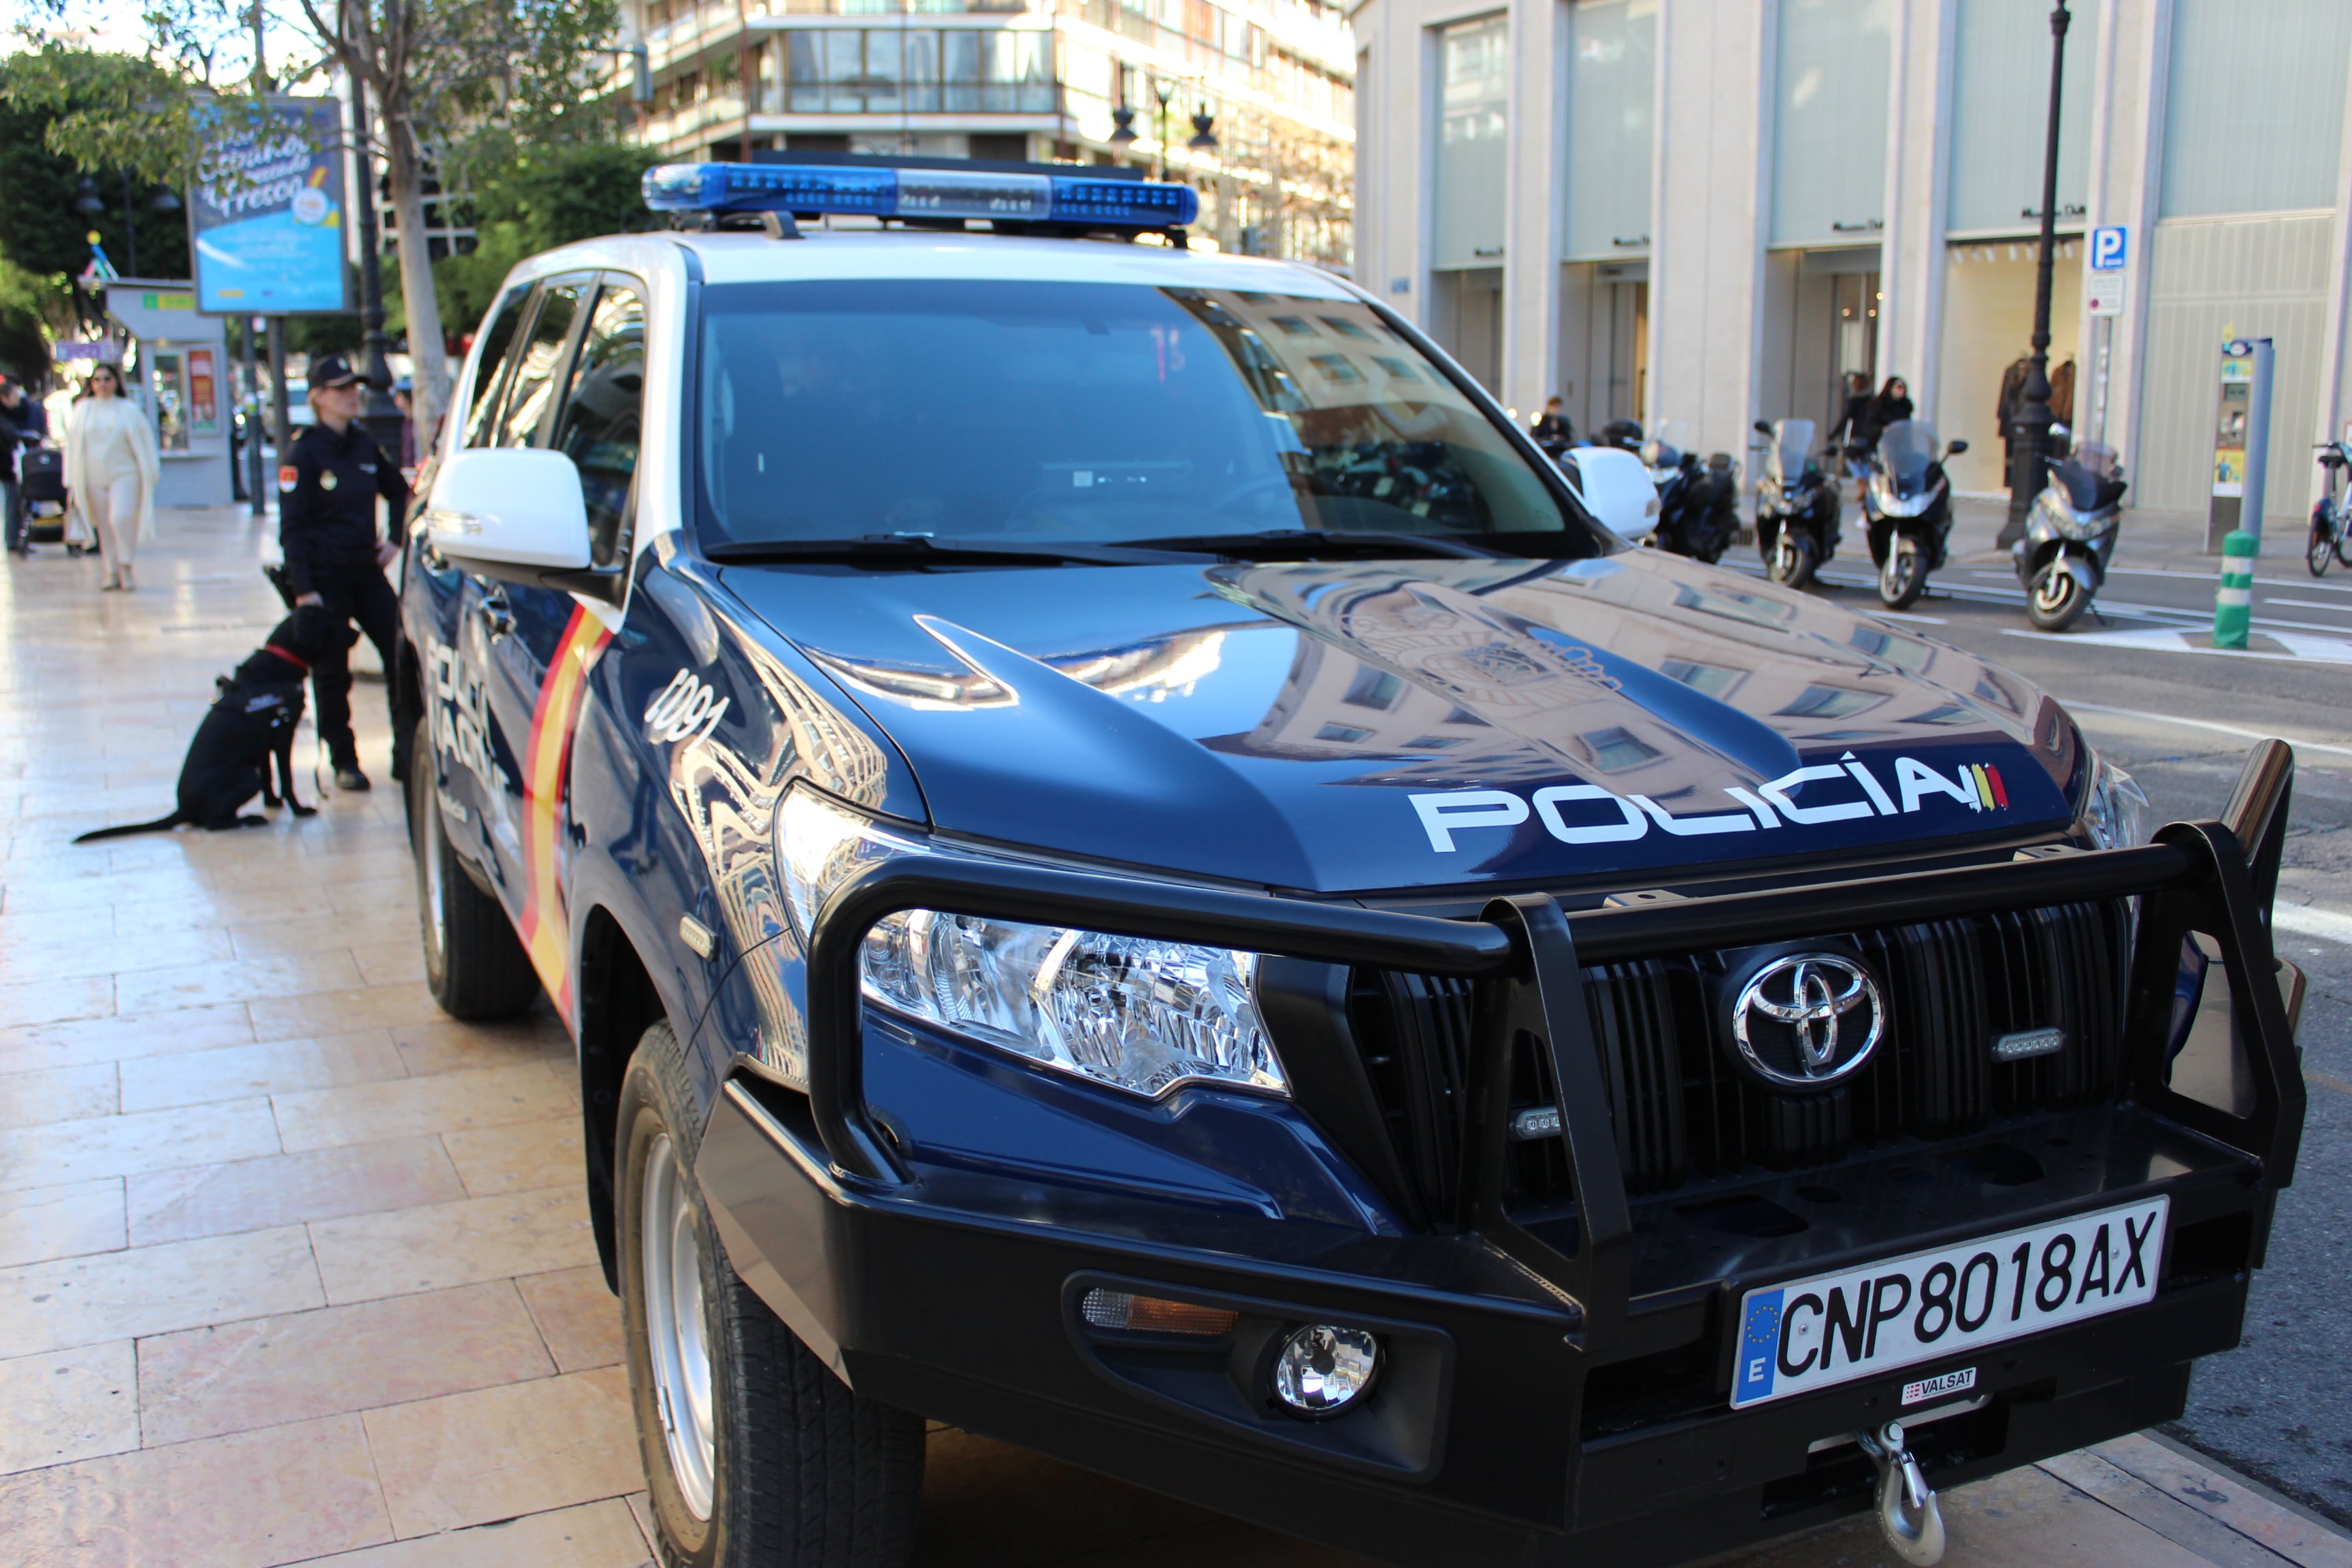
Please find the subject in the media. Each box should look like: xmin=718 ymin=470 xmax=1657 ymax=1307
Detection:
xmin=64 ymin=363 xmax=159 ymax=591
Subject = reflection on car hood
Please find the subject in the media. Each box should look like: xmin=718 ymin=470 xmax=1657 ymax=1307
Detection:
xmin=721 ymin=551 xmax=2085 ymax=895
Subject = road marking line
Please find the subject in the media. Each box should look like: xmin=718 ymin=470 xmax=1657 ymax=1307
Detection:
xmin=2257 ymin=598 xmax=2352 ymax=613
xmin=2004 ymin=627 xmax=2352 ymax=664
xmin=2058 ymin=701 xmax=2352 ymax=759
xmin=1867 ymin=608 xmax=1947 ymax=623
xmin=2276 ymin=904 xmax=2352 ymax=947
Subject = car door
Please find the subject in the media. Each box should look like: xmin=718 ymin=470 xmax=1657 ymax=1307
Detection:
xmin=474 ymin=274 xmax=644 ymax=994
xmin=417 ymin=280 xmax=535 ymax=875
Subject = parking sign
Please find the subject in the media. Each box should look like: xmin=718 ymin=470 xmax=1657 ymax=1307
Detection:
xmin=2090 ymin=225 xmax=2128 ymax=272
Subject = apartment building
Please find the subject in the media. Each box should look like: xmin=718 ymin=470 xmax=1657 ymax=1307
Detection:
xmin=626 ymin=0 xmax=1360 ymax=265
xmin=1353 ymin=0 xmax=2352 ymax=519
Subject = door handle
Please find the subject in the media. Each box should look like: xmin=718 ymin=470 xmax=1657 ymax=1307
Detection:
xmin=476 ymin=592 xmax=514 ymax=642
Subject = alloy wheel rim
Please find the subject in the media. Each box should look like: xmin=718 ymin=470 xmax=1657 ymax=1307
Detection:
xmin=643 ymin=1132 xmax=717 ymax=1520
xmin=2031 ymin=568 xmax=2076 ymax=616
xmin=419 ymin=789 xmax=447 ymax=967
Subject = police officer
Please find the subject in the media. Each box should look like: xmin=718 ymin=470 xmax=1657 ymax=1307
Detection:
xmin=279 ymin=353 xmax=410 ymax=791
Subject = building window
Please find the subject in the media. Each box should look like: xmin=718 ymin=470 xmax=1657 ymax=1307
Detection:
xmin=1659 ymin=657 xmax=1739 ymax=698
xmin=1774 ymin=685 xmax=1880 ymax=719
xmin=1770 ymin=0 xmax=1892 ymax=247
xmin=1561 ymin=0 xmax=1654 ymax=261
xmin=1583 ymin=725 xmax=1661 ymax=772
xmin=1342 ymin=666 xmax=1403 ymax=708
xmin=2159 ymin=0 xmax=2352 ymax=217
xmin=1432 ymin=14 xmax=1507 ymax=270
xmin=785 ymin=28 xmax=1054 ymax=114
xmin=1945 ymin=0 xmax=2095 ymax=234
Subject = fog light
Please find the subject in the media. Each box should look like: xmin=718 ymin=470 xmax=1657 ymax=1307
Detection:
xmin=1271 ymin=1324 xmax=1380 ymax=1416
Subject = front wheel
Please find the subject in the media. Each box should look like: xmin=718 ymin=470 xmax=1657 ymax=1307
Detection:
xmin=2025 ymin=561 xmax=2091 ymax=631
xmin=1879 ymin=538 xmax=1929 ymax=609
xmin=2315 ymin=512 xmax=2343 ymax=576
xmin=620 ymin=1021 xmax=926 ymax=1568
xmin=1768 ymin=529 xmax=1819 ymax=589
xmin=409 ymin=716 xmax=540 ymax=1019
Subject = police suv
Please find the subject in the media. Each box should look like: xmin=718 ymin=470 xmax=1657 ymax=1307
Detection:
xmin=397 ymin=157 xmax=2307 ymax=1568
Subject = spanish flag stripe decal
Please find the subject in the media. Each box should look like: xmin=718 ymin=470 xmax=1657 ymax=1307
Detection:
xmin=1985 ymin=765 xmax=2009 ymax=809
xmin=514 ymin=606 xmax=612 ymax=1017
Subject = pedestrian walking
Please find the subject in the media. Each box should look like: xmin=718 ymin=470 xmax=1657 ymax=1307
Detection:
xmin=0 ymin=376 xmax=52 ymax=555
xmin=278 ymin=353 xmax=409 ymax=791
xmin=1869 ymin=376 xmax=1914 ymax=436
xmin=63 ymin=363 xmax=159 ymax=591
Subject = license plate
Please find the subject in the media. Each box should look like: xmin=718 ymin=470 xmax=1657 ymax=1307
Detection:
xmin=1729 ymin=1196 xmax=2168 ymax=1409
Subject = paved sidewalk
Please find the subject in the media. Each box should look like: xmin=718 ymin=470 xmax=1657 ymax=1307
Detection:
xmin=0 ymin=506 xmax=2346 ymax=1567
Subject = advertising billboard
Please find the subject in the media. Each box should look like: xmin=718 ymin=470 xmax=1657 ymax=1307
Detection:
xmin=191 ymin=97 xmax=350 ymax=314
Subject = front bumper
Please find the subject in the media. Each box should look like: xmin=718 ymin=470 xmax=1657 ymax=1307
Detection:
xmin=696 ymin=744 xmax=2304 ymax=1567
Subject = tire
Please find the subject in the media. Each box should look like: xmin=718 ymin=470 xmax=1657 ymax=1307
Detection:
xmin=619 ymin=1021 xmax=925 ymax=1568
xmin=1769 ymin=530 xmax=1818 ymax=589
xmin=409 ymin=716 xmax=540 ymax=1020
xmin=2025 ymin=561 xmax=2090 ymax=631
xmin=1880 ymin=539 xmax=1928 ymax=609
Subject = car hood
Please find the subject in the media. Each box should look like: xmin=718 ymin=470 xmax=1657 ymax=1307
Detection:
xmin=723 ymin=551 xmax=2085 ymax=895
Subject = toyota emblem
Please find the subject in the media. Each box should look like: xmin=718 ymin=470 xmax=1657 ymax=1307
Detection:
xmin=1731 ymin=954 xmax=1885 ymax=1089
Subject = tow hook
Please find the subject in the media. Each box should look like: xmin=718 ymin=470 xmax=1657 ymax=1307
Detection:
xmin=1856 ymin=1420 xmax=1946 ymax=1565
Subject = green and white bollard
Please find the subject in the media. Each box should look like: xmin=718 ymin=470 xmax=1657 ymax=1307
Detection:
xmin=2213 ymin=529 xmax=2257 ymax=649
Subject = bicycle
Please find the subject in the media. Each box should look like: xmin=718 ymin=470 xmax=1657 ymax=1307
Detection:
xmin=2310 ymin=439 xmax=2352 ymax=575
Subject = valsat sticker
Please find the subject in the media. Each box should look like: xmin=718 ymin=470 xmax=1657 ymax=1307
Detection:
xmin=1408 ymin=754 xmax=2010 ymax=853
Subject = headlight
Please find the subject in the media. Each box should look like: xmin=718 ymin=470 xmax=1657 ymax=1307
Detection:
xmin=777 ymin=787 xmax=1286 ymax=1100
xmin=2031 ymin=486 xmax=2092 ymax=542
xmin=1869 ymin=473 xmax=1931 ymax=518
xmin=2080 ymin=751 xmax=2150 ymax=850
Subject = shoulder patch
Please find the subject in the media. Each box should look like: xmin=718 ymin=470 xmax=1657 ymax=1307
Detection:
xmin=277 ymin=465 xmax=299 ymax=493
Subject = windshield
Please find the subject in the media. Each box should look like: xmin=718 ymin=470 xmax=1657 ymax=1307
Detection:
xmin=1639 ymin=418 xmax=1688 ymax=470
xmin=1876 ymin=420 xmax=1939 ymax=485
xmin=694 ymin=280 xmax=1604 ymax=553
xmin=2052 ymin=441 xmax=2125 ymax=512
xmin=1769 ymin=419 xmax=1815 ymax=483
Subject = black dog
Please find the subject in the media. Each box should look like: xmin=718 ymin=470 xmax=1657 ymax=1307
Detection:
xmin=75 ymin=606 xmax=348 ymax=843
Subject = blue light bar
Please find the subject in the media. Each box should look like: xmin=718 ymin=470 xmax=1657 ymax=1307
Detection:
xmin=642 ymin=162 xmax=1199 ymax=231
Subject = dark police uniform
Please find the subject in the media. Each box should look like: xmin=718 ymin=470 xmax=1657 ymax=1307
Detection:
xmin=278 ymin=357 xmax=410 ymax=775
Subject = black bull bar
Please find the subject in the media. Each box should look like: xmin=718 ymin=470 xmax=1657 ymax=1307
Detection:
xmin=799 ymin=740 xmax=2305 ymax=1347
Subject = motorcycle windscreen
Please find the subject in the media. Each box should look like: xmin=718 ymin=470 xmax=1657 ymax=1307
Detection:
xmin=2053 ymin=442 xmax=2126 ymax=512
xmin=1771 ymin=419 xmax=1815 ymax=484
xmin=1876 ymin=420 xmax=1940 ymax=493
xmin=1641 ymin=418 xmax=1689 ymax=470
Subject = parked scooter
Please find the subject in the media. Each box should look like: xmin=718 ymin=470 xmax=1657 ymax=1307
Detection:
xmin=1642 ymin=421 xmax=1740 ymax=562
xmin=1751 ymin=418 xmax=1840 ymax=587
xmin=1862 ymin=420 xmax=1967 ymax=608
xmin=2308 ymin=438 xmax=2352 ymax=576
xmin=2010 ymin=440 xmax=2127 ymax=629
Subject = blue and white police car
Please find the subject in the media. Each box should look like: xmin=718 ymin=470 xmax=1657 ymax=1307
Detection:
xmin=395 ymin=157 xmax=2306 ymax=1568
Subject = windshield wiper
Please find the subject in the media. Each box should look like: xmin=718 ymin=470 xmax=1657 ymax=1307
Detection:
xmin=703 ymin=534 xmax=1206 ymax=568
xmin=1122 ymin=529 xmax=1518 ymax=561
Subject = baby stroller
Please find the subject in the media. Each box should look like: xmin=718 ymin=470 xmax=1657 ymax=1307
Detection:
xmin=15 ymin=446 xmax=69 ymax=553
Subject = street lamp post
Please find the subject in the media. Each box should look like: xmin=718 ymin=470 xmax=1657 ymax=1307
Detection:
xmin=342 ymin=76 xmax=408 ymax=457
xmin=2002 ymin=2 xmax=2072 ymax=546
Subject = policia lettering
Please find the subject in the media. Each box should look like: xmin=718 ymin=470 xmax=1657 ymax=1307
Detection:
xmin=1409 ymin=754 xmax=2011 ymax=853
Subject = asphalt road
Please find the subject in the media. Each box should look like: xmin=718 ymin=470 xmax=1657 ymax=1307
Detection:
xmin=1729 ymin=517 xmax=2352 ymax=1526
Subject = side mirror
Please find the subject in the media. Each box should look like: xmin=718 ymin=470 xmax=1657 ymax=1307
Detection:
xmin=422 ymin=448 xmax=617 ymax=596
xmin=1563 ymin=446 xmax=1659 ymax=543
xmin=1946 ymin=438 xmax=1970 ymax=457
xmin=1753 ymin=420 xmax=1774 ymax=437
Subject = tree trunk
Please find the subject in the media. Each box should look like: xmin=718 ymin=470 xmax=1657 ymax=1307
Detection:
xmin=378 ymin=111 xmax=451 ymax=444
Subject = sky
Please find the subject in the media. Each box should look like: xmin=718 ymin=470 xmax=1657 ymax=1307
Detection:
xmin=1 ymin=0 xmax=319 ymax=87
